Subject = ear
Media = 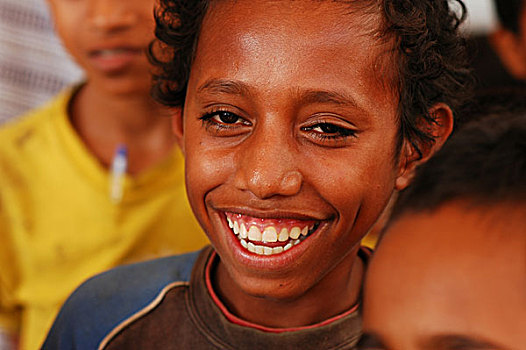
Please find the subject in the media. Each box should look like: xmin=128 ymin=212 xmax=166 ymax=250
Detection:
xmin=490 ymin=29 xmax=526 ymax=79
xmin=395 ymin=103 xmax=454 ymax=190
xmin=171 ymin=107 xmax=185 ymax=153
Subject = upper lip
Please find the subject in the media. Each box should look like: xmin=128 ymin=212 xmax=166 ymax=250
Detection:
xmin=88 ymin=43 xmax=145 ymax=55
xmin=213 ymin=206 xmax=330 ymax=222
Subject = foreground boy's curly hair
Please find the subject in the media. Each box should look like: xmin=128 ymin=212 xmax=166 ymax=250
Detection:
xmin=150 ymin=0 xmax=473 ymax=157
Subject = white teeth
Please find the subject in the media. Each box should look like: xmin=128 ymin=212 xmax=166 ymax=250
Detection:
xmin=248 ymin=226 xmax=262 ymax=241
xmin=262 ymin=227 xmax=278 ymax=243
xmin=289 ymin=227 xmax=301 ymax=239
xmin=278 ymin=228 xmax=289 ymax=242
xmin=228 ymin=215 xmax=319 ymax=256
xmin=240 ymin=223 xmax=248 ymax=239
xmin=238 ymin=240 xmax=291 ymax=256
xmin=237 ymin=236 xmax=305 ymax=256
xmin=233 ymin=224 xmax=306 ymax=243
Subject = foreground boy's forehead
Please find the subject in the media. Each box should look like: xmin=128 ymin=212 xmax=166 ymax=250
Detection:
xmin=363 ymin=203 xmax=526 ymax=349
xmin=201 ymin=0 xmax=384 ymax=51
xmin=192 ymin=0 xmax=395 ymax=109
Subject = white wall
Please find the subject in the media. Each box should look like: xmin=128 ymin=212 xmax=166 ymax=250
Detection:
xmin=462 ymin=0 xmax=499 ymax=34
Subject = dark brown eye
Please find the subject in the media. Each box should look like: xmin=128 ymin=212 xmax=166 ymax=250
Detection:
xmin=199 ymin=109 xmax=252 ymax=136
xmin=318 ymin=123 xmax=340 ymax=134
xmin=216 ymin=111 xmax=239 ymax=124
xmin=303 ymin=122 xmax=357 ymax=138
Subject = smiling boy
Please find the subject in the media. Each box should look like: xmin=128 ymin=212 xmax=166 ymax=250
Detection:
xmin=43 ymin=1 xmax=472 ymax=349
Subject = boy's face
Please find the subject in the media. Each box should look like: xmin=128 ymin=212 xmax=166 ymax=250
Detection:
xmin=180 ymin=0 xmax=411 ymax=302
xmin=47 ymin=0 xmax=155 ymax=95
xmin=362 ymin=203 xmax=526 ymax=350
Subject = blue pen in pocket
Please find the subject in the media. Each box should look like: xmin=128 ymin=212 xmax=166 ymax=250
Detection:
xmin=110 ymin=145 xmax=127 ymax=203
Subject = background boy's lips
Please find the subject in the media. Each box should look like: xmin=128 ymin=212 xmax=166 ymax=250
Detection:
xmin=87 ymin=46 xmax=144 ymax=73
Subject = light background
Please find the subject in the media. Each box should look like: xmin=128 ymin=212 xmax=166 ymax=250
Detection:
xmin=463 ymin=0 xmax=499 ymax=34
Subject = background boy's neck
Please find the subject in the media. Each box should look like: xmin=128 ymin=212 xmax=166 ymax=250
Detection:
xmin=69 ymin=82 xmax=176 ymax=175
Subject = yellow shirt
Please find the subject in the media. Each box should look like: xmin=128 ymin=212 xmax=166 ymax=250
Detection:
xmin=0 ymin=89 xmax=208 ymax=349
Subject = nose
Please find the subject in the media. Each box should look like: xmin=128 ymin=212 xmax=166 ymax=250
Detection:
xmin=87 ymin=0 xmax=138 ymax=32
xmin=234 ymin=128 xmax=303 ymax=199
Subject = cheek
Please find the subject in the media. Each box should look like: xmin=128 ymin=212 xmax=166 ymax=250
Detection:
xmin=184 ymin=136 xmax=232 ymax=211
xmin=316 ymin=150 xmax=397 ymax=207
xmin=53 ymin=16 xmax=85 ymax=61
xmin=315 ymin=148 xmax=398 ymax=240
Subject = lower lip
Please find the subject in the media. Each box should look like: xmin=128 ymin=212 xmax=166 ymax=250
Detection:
xmin=220 ymin=213 xmax=326 ymax=272
xmin=88 ymin=50 xmax=142 ymax=74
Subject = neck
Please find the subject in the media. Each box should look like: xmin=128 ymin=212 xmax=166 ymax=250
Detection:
xmin=70 ymin=83 xmax=176 ymax=174
xmin=213 ymin=246 xmax=364 ymax=328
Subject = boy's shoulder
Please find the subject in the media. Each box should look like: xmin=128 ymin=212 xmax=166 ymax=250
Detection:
xmin=0 ymin=89 xmax=72 ymax=154
xmin=42 ymin=249 xmax=204 ymax=350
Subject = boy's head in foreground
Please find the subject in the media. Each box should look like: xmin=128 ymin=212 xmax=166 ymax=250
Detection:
xmin=151 ymin=0 xmax=472 ymax=327
xmin=362 ymin=112 xmax=526 ymax=349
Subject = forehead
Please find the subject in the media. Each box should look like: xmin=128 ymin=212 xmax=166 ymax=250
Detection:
xmin=204 ymin=0 xmax=382 ymax=34
xmin=371 ymin=203 xmax=526 ymax=301
xmin=198 ymin=0 xmax=386 ymax=68
xmin=48 ymin=0 xmax=154 ymax=10
xmin=188 ymin=0 xmax=396 ymax=114
xmin=364 ymin=203 xmax=526 ymax=346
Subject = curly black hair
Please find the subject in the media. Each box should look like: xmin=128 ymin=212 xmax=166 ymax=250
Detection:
xmin=390 ymin=110 xmax=526 ymax=221
xmin=150 ymin=0 xmax=474 ymax=158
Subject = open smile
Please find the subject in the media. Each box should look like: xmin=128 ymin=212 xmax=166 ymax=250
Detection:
xmin=224 ymin=212 xmax=321 ymax=256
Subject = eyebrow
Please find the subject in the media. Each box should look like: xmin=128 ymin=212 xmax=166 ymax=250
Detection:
xmin=198 ymin=78 xmax=252 ymax=97
xmin=298 ymin=89 xmax=359 ymax=108
xmin=421 ymin=334 xmax=506 ymax=350
xmin=196 ymin=79 xmax=360 ymax=108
